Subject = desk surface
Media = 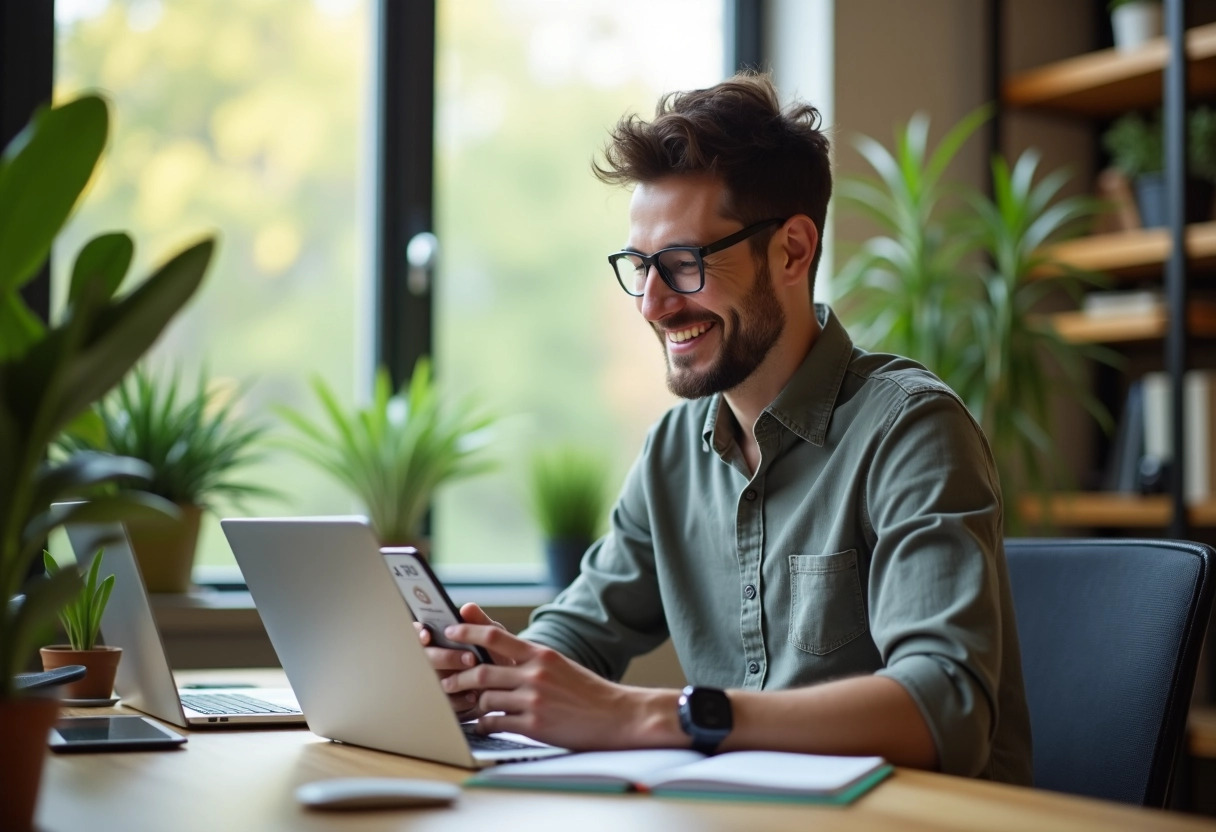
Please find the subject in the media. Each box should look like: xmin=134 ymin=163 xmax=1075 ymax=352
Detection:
xmin=36 ymin=671 xmax=1216 ymax=832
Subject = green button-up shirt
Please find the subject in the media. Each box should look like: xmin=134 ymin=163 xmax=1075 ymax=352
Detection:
xmin=522 ymin=305 xmax=1033 ymax=784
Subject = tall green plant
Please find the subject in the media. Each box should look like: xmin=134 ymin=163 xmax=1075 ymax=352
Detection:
xmin=0 ymin=94 xmax=213 ymax=699
xmin=60 ymin=365 xmax=273 ymax=510
xmin=958 ymin=150 xmax=1116 ymax=500
xmin=277 ymin=359 xmax=496 ymax=546
xmin=835 ymin=106 xmax=991 ymax=382
xmin=838 ymin=113 xmax=1115 ymax=517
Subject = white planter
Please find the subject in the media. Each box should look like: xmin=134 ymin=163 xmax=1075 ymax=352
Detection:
xmin=1112 ymin=2 xmax=1163 ymax=52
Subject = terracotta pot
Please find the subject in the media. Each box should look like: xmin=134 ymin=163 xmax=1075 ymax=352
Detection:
xmin=125 ymin=503 xmax=203 ymax=593
xmin=0 ymin=694 xmax=60 ymax=832
xmin=40 ymin=646 xmax=122 ymax=700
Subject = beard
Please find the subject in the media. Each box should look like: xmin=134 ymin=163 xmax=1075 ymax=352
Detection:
xmin=658 ymin=261 xmax=786 ymax=399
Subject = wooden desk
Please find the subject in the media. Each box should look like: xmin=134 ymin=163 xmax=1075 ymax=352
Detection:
xmin=35 ymin=673 xmax=1216 ymax=832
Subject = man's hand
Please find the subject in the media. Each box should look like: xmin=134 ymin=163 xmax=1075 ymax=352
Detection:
xmin=414 ymin=602 xmax=505 ymax=718
xmin=439 ymin=621 xmax=681 ymax=750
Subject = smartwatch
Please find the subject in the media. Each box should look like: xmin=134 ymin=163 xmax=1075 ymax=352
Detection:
xmin=677 ymin=685 xmax=732 ymax=754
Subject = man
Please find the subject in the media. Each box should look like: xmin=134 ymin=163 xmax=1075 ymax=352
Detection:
xmin=420 ymin=73 xmax=1033 ymax=784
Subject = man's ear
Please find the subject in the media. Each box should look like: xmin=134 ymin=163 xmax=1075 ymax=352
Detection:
xmin=775 ymin=215 xmax=818 ymax=287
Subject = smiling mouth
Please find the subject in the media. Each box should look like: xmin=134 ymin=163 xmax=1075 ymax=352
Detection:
xmin=667 ymin=323 xmax=711 ymax=344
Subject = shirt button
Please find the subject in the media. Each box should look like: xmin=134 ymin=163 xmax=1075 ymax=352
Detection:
xmin=744 ymin=489 xmax=757 ymax=501
xmin=748 ymin=661 xmax=760 ymax=674
xmin=743 ymin=584 xmax=756 ymax=599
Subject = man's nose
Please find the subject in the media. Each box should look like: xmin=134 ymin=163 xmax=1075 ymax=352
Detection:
xmin=638 ymin=265 xmax=681 ymax=321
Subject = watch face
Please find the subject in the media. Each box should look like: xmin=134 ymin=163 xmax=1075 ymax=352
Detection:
xmin=688 ymin=688 xmax=732 ymax=731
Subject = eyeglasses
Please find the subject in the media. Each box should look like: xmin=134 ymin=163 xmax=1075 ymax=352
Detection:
xmin=607 ymin=218 xmax=786 ymax=297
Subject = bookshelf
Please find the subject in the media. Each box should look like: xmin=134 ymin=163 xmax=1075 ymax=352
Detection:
xmin=1003 ymin=6 xmax=1214 ymax=533
xmin=1004 ymin=21 xmax=1216 ymax=116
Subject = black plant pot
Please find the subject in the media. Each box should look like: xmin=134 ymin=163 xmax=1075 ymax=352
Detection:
xmin=1134 ymin=172 xmax=1215 ymax=228
xmin=544 ymin=539 xmax=590 ymax=591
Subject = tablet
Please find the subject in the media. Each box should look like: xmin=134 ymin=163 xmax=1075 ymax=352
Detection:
xmin=49 ymin=716 xmax=188 ymax=752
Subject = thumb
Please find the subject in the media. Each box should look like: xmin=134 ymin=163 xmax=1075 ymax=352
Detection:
xmin=459 ymin=602 xmax=503 ymax=630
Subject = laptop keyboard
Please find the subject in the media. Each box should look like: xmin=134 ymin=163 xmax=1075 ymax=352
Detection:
xmin=179 ymin=693 xmax=300 ymax=716
xmin=462 ymin=726 xmax=544 ymax=752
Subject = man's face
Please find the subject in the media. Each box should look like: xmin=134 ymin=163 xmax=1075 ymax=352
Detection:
xmin=627 ymin=175 xmax=785 ymax=400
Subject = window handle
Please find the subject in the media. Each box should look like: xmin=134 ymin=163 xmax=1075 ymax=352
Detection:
xmin=406 ymin=231 xmax=439 ymax=296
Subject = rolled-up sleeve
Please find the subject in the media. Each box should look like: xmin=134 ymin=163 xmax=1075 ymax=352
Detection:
xmin=865 ymin=387 xmax=1005 ymax=777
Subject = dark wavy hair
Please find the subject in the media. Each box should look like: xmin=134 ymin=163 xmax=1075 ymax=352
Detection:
xmin=593 ymin=72 xmax=832 ymax=285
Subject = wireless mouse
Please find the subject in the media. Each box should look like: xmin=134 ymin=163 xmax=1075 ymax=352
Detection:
xmin=295 ymin=777 xmax=460 ymax=810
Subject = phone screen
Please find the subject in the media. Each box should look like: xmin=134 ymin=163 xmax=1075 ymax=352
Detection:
xmin=50 ymin=716 xmax=187 ymax=752
xmin=382 ymin=547 xmax=493 ymax=664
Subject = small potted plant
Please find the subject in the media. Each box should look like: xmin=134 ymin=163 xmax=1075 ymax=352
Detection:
xmin=1102 ymin=107 xmax=1216 ymax=227
xmin=39 ymin=551 xmax=121 ymax=701
xmin=1109 ymin=0 xmax=1162 ymax=53
xmin=59 ymin=366 xmax=273 ymax=592
xmin=527 ymin=445 xmax=612 ymax=590
xmin=277 ymin=358 xmax=496 ymax=551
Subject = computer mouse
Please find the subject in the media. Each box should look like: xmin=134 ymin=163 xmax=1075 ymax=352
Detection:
xmin=295 ymin=777 xmax=461 ymax=811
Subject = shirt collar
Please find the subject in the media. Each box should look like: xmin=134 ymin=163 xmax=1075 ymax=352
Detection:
xmin=700 ymin=304 xmax=853 ymax=450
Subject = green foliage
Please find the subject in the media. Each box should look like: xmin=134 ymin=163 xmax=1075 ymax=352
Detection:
xmin=0 ymin=93 xmax=213 ymax=699
xmin=60 ymin=366 xmax=274 ymax=510
xmin=277 ymin=359 xmax=497 ymax=546
xmin=1102 ymin=107 xmax=1216 ymax=181
xmin=43 ymin=550 xmax=114 ymax=651
xmin=528 ymin=446 xmax=611 ymax=543
xmin=837 ymin=112 xmax=1116 ymax=517
xmin=1108 ymin=0 xmax=1159 ymax=10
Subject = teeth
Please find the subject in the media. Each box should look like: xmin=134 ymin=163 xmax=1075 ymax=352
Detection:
xmin=669 ymin=323 xmax=709 ymax=343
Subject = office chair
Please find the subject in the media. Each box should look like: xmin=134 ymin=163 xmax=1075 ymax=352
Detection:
xmin=1004 ymin=538 xmax=1214 ymax=807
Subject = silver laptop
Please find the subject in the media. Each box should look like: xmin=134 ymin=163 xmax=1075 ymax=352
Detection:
xmin=220 ymin=516 xmax=569 ymax=768
xmin=62 ymin=516 xmax=305 ymax=728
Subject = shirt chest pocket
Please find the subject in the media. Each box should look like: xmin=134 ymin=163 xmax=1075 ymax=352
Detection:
xmin=788 ymin=550 xmax=868 ymax=655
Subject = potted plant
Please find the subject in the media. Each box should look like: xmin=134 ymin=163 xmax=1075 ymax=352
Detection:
xmin=1101 ymin=107 xmax=1216 ymax=227
xmin=527 ymin=445 xmax=612 ymax=590
xmin=0 ymin=94 xmax=212 ymax=832
xmin=277 ymin=358 xmax=496 ymax=550
xmin=1109 ymin=0 xmax=1162 ymax=53
xmin=58 ymin=366 xmax=273 ymax=592
xmin=837 ymin=112 xmax=1114 ymax=525
xmin=39 ymin=551 xmax=120 ymax=701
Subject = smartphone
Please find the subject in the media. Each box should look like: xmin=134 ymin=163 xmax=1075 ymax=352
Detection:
xmin=49 ymin=716 xmax=187 ymax=753
xmin=381 ymin=547 xmax=493 ymax=665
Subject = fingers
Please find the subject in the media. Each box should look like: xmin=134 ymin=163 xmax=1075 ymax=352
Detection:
xmin=424 ymin=645 xmax=479 ymax=672
xmin=441 ymin=662 xmax=523 ymax=695
xmin=459 ymin=603 xmax=505 ymax=630
xmin=444 ymin=623 xmax=533 ymax=664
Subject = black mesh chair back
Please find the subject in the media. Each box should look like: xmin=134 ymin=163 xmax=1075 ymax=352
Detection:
xmin=1005 ymin=538 xmax=1213 ymax=806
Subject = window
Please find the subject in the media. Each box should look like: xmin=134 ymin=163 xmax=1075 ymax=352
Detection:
xmin=46 ymin=0 xmax=726 ymax=578
xmin=53 ymin=0 xmax=374 ymax=573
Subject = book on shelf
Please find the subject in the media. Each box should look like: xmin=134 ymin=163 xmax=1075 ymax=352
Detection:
xmin=1102 ymin=379 xmax=1145 ymax=493
xmin=1142 ymin=370 xmax=1216 ymax=503
xmin=1093 ymin=167 xmax=1142 ymax=234
xmin=1082 ymin=289 xmax=1162 ymax=317
xmin=467 ymin=748 xmax=892 ymax=804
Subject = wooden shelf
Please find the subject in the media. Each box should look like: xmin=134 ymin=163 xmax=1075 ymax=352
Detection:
xmin=1034 ymin=222 xmax=1216 ymax=280
xmin=1049 ymin=300 xmax=1216 ymax=343
xmin=1004 ymin=22 xmax=1216 ymax=116
xmin=1019 ymin=492 xmax=1216 ymax=527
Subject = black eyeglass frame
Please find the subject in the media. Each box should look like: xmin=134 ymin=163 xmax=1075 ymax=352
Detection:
xmin=607 ymin=217 xmax=787 ymax=297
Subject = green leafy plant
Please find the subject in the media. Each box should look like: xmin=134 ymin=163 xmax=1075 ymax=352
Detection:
xmin=277 ymin=358 xmax=496 ymax=546
xmin=42 ymin=550 xmax=113 ymax=651
xmin=1108 ymin=0 xmax=1159 ymax=10
xmin=0 ymin=94 xmax=213 ymax=699
xmin=1102 ymin=107 xmax=1216 ymax=182
xmin=528 ymin=445 xmax=611 ymax=543
xmin=838 ymin=112 xmax=1115 ymax=519
xmin=59 ymin=365 xmax=273 ymax=510
xmin=958 ymin=149 xmax=1117 ymax=503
